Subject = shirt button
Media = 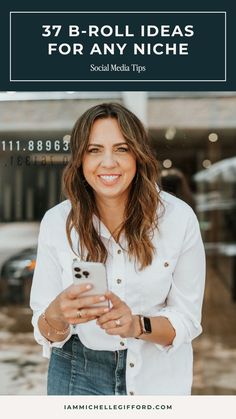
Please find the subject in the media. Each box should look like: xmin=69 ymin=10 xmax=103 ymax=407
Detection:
xmin=117 ymin=249 xmax=122 ymax=254
xmin=129 ymin=391 xmax=135 ymax=395
xmin=116 ymin=278 xmax=122 ymax=284
xmin=120 ymin=341 xmax=125 ymax=347
xmin=129 ymin=362 xmax=135 ymax=368
xmin=164 ymin=262 xmax=169 ymax=267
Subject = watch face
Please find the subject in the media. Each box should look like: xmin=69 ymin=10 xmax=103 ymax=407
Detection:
xmin=143 ymin=316 xmax=152 ymax=334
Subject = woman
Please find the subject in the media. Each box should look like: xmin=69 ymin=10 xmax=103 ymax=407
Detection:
xmin=30 ymin=102 xmax=205 ymax=396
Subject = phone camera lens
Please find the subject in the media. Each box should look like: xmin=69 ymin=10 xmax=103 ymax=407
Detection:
xmin=83 ymin=271 xmax=89 ymax=278
xmin=75 ymin=273 xmax=82 ymax=278
xmin=74 ymin=267 xmax=81 ymax=272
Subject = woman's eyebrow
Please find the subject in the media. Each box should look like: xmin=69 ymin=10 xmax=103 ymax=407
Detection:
xmin=88 ymin=142 xmax=127 ymax=147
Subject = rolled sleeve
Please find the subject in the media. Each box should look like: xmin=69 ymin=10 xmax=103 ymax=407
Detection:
xmin=155 ymin=210 xmax=206 ymax=354
xmin=30 ymin=212 xmax=72 ymax=358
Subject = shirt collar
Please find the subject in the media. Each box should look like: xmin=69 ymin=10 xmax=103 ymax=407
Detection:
xmin=92 ymin=214 xmax=112 ymax=239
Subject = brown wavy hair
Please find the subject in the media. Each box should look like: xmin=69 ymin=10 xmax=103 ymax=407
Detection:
xmin=62 ymin=102 xmax=161 ymax=270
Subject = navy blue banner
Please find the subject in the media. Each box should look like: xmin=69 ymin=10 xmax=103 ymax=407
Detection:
xmin=10 ymin=11 xmax=226 ymax=83
xmin=0 ymin=0 xmax=235 ymax=90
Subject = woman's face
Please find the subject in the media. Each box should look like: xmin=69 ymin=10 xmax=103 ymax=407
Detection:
xmin=82 ymin=117 xmax=136 ymax=202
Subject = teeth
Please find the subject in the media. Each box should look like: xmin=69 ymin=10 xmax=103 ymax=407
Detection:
xmin=100 ymin=175 xmax=119 ymax=180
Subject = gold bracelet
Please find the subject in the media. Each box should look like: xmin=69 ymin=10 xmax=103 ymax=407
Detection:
xmin=41 ymin=311 xmax=70 ymax=337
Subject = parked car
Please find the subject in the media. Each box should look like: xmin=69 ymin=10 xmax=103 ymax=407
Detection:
xmin=0 ymin=247 xmax=37 ymax=304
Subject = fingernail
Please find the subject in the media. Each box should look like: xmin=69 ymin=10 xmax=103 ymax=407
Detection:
xmin=86 ymin=284 xmax=92 ymax=289
xmin=99 ymin=296 xmax=105 ymax=301
xmin=103 ymin=307 xmax=109 ymax=312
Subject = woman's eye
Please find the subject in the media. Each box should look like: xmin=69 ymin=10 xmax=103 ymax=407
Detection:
xmin=88 ymin=148 xmax=100 ymax=153
xmin=116 ymin=147 xmax=129 ymax=152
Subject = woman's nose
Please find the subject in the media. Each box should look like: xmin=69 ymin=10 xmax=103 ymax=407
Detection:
xmin=100 ymin=152 xmax=118 ymax=168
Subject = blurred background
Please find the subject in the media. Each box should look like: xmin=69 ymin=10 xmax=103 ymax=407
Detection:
xmin=0 ymin=91 xmax=236 ymax=394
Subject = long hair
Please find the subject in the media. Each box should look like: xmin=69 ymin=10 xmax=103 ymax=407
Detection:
xmin=62 ymin=102 xmax=161 ymax=270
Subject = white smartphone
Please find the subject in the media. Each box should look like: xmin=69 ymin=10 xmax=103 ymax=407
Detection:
xmin=72 ymin=259 xmax=109 ymax=307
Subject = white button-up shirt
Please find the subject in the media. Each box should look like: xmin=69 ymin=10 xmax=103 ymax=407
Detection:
xmin=30 ymin=190 xmax=205 ymax=395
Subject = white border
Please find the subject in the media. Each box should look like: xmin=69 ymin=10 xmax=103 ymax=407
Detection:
xmin=9 ymin=11 xmax=227 ymax=83
xmin=1 ymin=395 xmax=236 ymax=419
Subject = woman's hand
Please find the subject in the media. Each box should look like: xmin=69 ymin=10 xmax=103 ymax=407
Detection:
xmin=96 ymin=291 xmax=141 ymax=338
xmin=45 ymin=283 xmax=110 ymax=327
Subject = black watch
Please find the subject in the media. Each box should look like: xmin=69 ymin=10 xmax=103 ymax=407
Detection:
xmin=141 ymin=316 xmax=152 ymax=334
xmin=136 ymin=315 xmax=152 ymax=338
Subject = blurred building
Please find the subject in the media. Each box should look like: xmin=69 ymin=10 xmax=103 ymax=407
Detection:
xmin=0 ymin=91 xmax=235 ymax=221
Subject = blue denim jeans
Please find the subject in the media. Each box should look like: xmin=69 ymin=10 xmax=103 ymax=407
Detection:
xmin=47 ymin=335 xmax=127 ymax=395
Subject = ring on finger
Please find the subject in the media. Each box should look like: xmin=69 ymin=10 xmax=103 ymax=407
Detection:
xmin=115 ymin=319 xmax=121 ymax=327
xmin=77 ymin=309 xmax=82 ymax=318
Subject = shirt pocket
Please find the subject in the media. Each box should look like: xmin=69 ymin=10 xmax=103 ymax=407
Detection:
xmin=139 ymin=257 xmax=175 ymax=313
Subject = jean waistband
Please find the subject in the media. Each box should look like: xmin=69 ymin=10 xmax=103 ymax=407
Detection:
xmin=66 ymin=334 xmax=127 ymax=366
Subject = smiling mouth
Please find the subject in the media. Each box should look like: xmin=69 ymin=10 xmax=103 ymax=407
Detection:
xmin=97 ymin=174 xmax=121 ymax=185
